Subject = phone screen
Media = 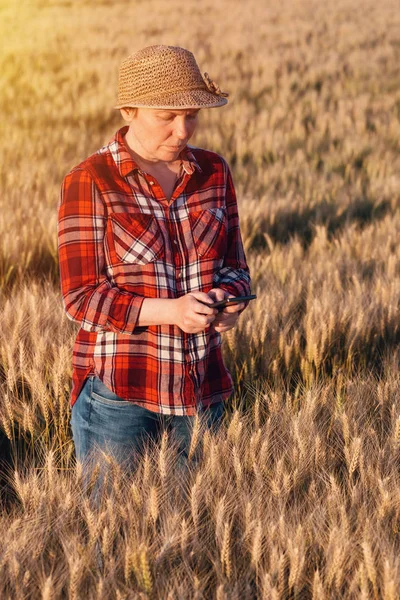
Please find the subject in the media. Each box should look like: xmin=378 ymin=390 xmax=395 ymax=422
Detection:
xmin=204 ymin=294 xmax=257 ymax=309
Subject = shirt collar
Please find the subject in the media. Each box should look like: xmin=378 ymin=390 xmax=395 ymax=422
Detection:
xmin=109 ymin=126 xmax=203 ymax=178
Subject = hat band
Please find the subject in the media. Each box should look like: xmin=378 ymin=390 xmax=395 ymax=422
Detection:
xmin=120 ymin=83 xmax=221 ymax=103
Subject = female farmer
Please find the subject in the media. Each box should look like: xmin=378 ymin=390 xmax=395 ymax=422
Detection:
xmin=57 ymin=45 xmax=251 ymax=472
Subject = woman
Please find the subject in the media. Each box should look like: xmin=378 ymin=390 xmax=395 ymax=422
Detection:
xmin=58 ymin=45 xmax=251 ymax=473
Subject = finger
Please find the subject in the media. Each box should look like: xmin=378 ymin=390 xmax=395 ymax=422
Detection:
xmin=223 ymin=302 xmax=245 ymax=314
xmin=197 ymin=314 xmax=216 ymax=326
xmin=190 ymin=292 xmax=218 ymax=314
xmin=216 ymin=320 xmax=236 ymax=330
xmin=191 ymin=291 xmax=215 ymax=304
xmin=196 ymin=304 xmax=218 ymax=316
xmin=214 ymin=325 xmax=233 ymax=333
xmin=214 ymin=312 xmax=237 ymax=325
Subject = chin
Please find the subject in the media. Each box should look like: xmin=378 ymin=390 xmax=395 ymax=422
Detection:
xmin=162 ymin=149 xmax=181 ymax=159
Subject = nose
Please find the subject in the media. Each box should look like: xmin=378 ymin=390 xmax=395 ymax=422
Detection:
xmin=174 ymin=118 xmax=190 ymax=141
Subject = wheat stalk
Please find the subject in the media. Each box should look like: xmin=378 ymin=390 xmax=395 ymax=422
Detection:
xmin=180 ymin=517 xmax=189 ymax=554
xmin=140 ymin=547 xmax=153 ymax=594
xmin=207 ymin=439 xmax=219 ymax=480
xmin=216 ymin=584 xmax=226 ymax=600
xmin=190 ymin=472 xmax=202 ymax=532
xmin=227 ymin=411 xmax=242 ymax=445
xmin=393 ymin=416 xmax=400 ymax=446
xmin=383 ymin=558 xmax=396 ymax=600
xmin=1 ymin=415 xmax=13 ymax=441
xmin=23 ymin=570 xmax=31 ymax=589
xmin=253 ymin=396 xmax=261 ymax=430
xmin=278 ymin=551 xmax=289 ymax=595
xmin=142 ymin=453 xmax=151 ymax=489
xmin=312 ymin=569 xmax=326 ymax=599
xmin=124 ymin=543 xmax=132 ymax=584
xmin=158 ymin=430 xmax=168 ymax=481
xmin=188 ymin=413 xmax=201 ymax=461
xmin=347 ymin=437 xmax=362 ymax=477
xmin=130 ymin=481 xmax=143 ymax=508
xmin=149 ymin=485 xmax=159 ymax=524
xmin=251 ymin=521 xmax=263 ymax=574
xmin=288 ymin=541 xmax=300 ymax=591
xmin=362 ymin=540 xmax=379 ymax=599
xmin=233 ymin=446 xmax=243 ymax=485
xmin=96 ymin=577 xmax=105 ymax=599
xmin=261 ymin=572 xmax=280 ymax=600
xmin=68 ymin=557 xmax=81 ymax=600
xmin=41 ymin=575 xmax=54 ymax=600
xmin=221 ymin=521 xmax=232 ymax=579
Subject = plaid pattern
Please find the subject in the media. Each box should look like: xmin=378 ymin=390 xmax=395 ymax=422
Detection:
xmin=58 ymin=126 xmax=251 ymax=415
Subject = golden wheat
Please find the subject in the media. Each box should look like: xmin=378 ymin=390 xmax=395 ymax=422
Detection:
xmin=1 ymin=0 xmax=400 ymax=597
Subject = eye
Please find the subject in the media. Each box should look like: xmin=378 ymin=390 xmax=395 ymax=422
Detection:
xmin=157 ymin=113 xmax=173 ymax=121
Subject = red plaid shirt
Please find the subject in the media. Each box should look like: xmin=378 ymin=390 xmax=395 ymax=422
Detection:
xmin=58 ymin=126 xmax=251 ymax=415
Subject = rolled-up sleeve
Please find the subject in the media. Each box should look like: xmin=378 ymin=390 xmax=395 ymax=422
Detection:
xmin=57 ymin=168 xmax=145 ymax=334
xmin=213 ymin=162 xmax=252 ymax=299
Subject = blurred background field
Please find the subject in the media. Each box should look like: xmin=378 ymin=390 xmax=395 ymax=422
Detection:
xmin=0 ymin=0 xmax=400 ymax=598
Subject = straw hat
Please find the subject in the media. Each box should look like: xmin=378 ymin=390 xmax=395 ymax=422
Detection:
xmin=114 ymin=45 xmax=229 ymax=110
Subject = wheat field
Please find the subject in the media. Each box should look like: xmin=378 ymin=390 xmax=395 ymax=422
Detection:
xmin=1 ymin=0 xmax=400 ymax=597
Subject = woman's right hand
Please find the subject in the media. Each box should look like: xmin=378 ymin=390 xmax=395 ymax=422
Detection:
xmin=172 ymin=292 xmax=218 ymax=334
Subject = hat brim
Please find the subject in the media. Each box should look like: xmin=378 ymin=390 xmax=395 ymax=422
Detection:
xmin=114 ymin=88 xmax=228 ymax=110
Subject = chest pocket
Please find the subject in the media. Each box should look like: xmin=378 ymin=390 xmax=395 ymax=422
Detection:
xmin=188 ymin=207 xmax=227 ymax=260
xmin=109 ymin=213 xmax=165 ymax=265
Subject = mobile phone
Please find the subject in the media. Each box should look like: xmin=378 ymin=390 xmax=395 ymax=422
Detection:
xmin=201 ymin=294 xmax=257 ymax=310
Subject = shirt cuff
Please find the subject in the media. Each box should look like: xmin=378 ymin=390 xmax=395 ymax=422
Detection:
xmin=106 ymin=292 xmax=146 ymax=334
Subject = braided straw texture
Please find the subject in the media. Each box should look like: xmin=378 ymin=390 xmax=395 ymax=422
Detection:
xmin=114 ymin=45 xmax=228 ymax=109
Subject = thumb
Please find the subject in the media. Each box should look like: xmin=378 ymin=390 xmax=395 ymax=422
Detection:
xmin=208 ymin=287 xmax=227 ymax=302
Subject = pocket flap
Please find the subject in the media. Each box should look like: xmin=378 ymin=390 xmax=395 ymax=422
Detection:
xmin=110 ymin=213 xmax=164 ymax=264
xmin=188 ymin=207 xmax=227 ymax=259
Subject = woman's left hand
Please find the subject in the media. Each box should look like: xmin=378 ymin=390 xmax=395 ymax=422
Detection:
xmin=207 ymin=288 xmax=245 ymax=333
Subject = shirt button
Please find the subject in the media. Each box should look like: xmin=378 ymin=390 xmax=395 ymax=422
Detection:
xmin=173 ymin=240 xmax=178 ymax=245
xmin=149 ymin=180 xmax=155 ymax=185
xmin=176 ymin=271 xmax=181 ymax=279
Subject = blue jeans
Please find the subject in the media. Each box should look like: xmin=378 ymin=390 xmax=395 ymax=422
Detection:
xmin=71 ymin=375 xmax=225 ymax=476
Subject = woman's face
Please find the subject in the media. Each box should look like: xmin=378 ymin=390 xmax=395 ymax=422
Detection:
xmin=121 ymin=107 xmax=200 ymax=163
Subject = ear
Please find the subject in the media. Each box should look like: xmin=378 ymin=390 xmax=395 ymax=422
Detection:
xmin=120 ymin=107 xmax=136 ymax=122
